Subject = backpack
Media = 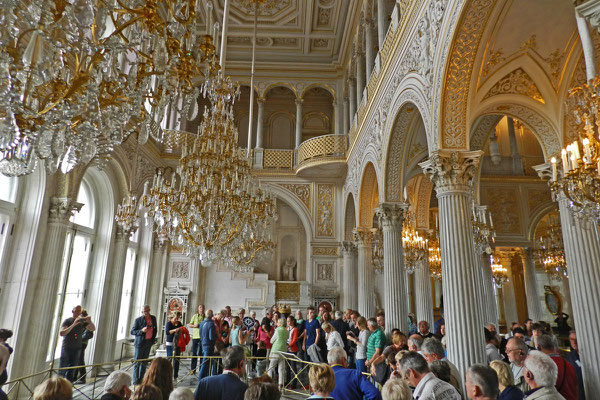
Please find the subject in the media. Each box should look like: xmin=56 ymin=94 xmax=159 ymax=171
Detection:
xmin=177 ymin=326 xmax=191 ymax=351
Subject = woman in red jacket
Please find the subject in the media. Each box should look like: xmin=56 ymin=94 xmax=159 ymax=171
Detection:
xmin=286 ymin=315 xmax=299 ymax=389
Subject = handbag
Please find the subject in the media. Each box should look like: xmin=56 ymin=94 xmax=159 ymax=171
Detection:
xmin=82 ymin=330 xmax=94 ymax=341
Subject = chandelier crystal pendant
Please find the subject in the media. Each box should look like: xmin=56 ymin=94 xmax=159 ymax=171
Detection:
xmin=550 ymin=77 xmax=600 ymax=222
xmin=472 ymin=205 xmax=496 ymax=254
xmin=402 ymin=215 xmax=428 ymax=274
xmin=534 ymin=223 xmax=568 ymax=282
xmin=491 ymin=257 xmax=508 ymax=287
xmin=427 ymin=232 xmax=442 ymax=281
xmin=0 ymin=0 xmax=218 ymax=176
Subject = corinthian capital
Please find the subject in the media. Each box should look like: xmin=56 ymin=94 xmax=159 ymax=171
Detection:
xmin=419 ymin=150 xmax=483 ymax=194
xmin=375 ymin=202 xmax=409 ymax=229
xmin=48 ymin=197 xmax=83 ymax=223
xmin=342 ymin=241 xmax=357 ymax=255
xmin=353 ymin=227 xmax=373 ymax=246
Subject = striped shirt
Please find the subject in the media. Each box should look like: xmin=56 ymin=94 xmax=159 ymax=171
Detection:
xmin=366 ymin=328 xmax=386 ymax=360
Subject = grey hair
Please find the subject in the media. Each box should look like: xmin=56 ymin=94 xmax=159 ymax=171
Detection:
xmin=327 ymin=346 xmax=347 ymax=365
xmin=508 ymin=337 xmax=529 ymax=355
xmin=536 ymin=334 xmax=556 ymax=351
xmin=407 ymin=335 xmax=424 ymax=350
xmin=467 ymin=364 xmax=500 ymax=398
xmin=430 ymin=360 xmax=451 ymax=382
xmin=206 ymin=309 xmax=214 ymax=318
xmin=169 ymin=387 xmax=194 ymax=400
xmin=421 ymin=338 xmax=445 ymax=358
xmin=398 ymin=351 xmax=429 ymax=375
xmin=524 ymin=350 xmax=558 ymax=387
xmin=381 ymin=377 xmax=413 ymax=400
xmin=223 ymin=345 xmax=246 ymax=370
xmin=104 ymin=371 xmax=131 ymax=394
xmin=335 ymin=310 xmax=343 ymax=319
xmin=367 ymin=318 xmax=378 ymax=328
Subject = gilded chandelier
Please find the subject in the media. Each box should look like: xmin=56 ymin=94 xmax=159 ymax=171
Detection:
xmin=535 ymin=223 xmax=567 ymax=282
xmin=427 ymin=232 xmax=442 ymax=281
xmin=491 ymin=257 xmax=508 ymax=287
xmin=0 ymin=0 xmax=217 ymax=176
xmin=472 ymin=205 xmax=495 ymax=254
xmin=550 ymin=76 xmax=600 ymax=222
xmin=402 ymin=216 xmax=427 ymax=274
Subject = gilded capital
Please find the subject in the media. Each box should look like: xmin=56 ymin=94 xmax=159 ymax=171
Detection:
xmin=48 ymin=197 xmax=83 ymax=223
xmin=375 ymin=202 xmax=409 ymax=229
xmin=419 ymin=150 xmax=483 ymax=194
xmin=353 ymin=227 xmax=373 ymax=246
xmin=115 ymin=224 xmax=135 ymax=242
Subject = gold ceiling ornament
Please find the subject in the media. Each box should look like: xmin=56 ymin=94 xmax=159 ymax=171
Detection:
xmin=534 ymin=221 xmax=567 ymax=282
xmin=427 ymin=231 xmax=441 ymax=281
xmin=142 ymin=75 xmax=276 ymax=271
xmin=0 ymin=0 xmax=218 ymax=176
xmin=551 ymin=77 xmax=600 ymax=222
xmin=491 ymin=256 xmax=508 ymax=287
xmin=402 ymin=213 xmax=428 ymax=274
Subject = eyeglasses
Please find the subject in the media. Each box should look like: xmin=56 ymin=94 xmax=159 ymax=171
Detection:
xmin=506 ymin=348 xmax=520 ymax=353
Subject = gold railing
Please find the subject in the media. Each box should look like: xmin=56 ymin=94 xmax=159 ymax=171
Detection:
xmin=296 ymin=134 xmax=347 ymax=165
xmin=263 ymin=149 xmax=294 ymax=170
xmin=275 ymin=281 xmax=301 ymax=302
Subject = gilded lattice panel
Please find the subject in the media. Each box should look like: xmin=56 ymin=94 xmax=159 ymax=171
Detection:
xmin=275 ymin=282 xmax=300 ymax=302
xmin=317 ymin=184 xmax=335 ymax=237
xmin=278 ymin=183 xmax=311 ymax=211
xmin=312 ymin=247 xmax=338 ymax=256
xmin=263 ymin=149 xmax=294 ymax=170
xmin=297 ymin=135 xmax=346 ymax=164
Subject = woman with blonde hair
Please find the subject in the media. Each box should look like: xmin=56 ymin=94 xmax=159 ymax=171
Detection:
xmin=346 ymin=316 xmax=370 ymax=374
xmin=321 ymin=322 xmax=344 ymax=351
xmin=268 ymin=317 xmax=289 ymax=389
xmin=490 ymin=360 xmax=524 ymax=400
xmin=33 ymin=377 xmax=72 ymax=400
xmin=165 ymin=311 xmax=183 ymax=379
xmin=307 ymin=363 xmax=335 ymax=399
xmin=141 ymin=357 xmax=173 ymax=400
xmin=381 ymin=377 xmax=412 ymax=400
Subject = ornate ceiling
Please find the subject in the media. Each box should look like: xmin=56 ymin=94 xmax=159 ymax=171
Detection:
xmin=205 ymin=0 xmax=360 ymax=66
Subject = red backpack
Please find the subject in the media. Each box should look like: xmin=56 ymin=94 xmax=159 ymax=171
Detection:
xmin=176 ymin=327 xmax=191 ymax=351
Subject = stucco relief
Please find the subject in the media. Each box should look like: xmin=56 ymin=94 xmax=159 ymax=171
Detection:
xmin=483 ymin=68 xmax=545 ymax=103
xmin=526 ymin=188 xmax=552 ymax=215
xmin=278 ymin=183 xmax=311 ymax=211
xmin=171 ymin=261 xmax=190 ymax=280
xmin=317 ymin=184 xmax=334 ymax=237
xmin=564 ymin=56 xmax=586 ymax=143
xmin=317 ymin=263 xmax=335 ymax=281
xmin=485 ymin=187 xmax=522 ymax=234
xmin=469 ymin=115 xmax=502 ymax=151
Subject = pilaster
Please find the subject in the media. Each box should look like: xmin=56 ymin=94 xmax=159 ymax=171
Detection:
xmin=255 ymin=97 xmax=265 ymax=149
xmin=414 ymin=259 xmax=434 ymax=328
xmin=521 ymin=247 xmax=543 ymax=322
xmin=353 ymin=228 xmax=375 ymax=318
xmin=295 ymin=99 xmax=304 ymax=148
xmin=342 ymin=241 xmax=358 ymax=311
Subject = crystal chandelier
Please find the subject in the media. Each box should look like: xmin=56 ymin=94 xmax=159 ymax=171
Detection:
xmin=402 ymin=216 xmax=428 ymax=274
xmin=371 ymin=227 xmax=384 ymax=273
xmin=549 ymin=77 xmax=600 ymax=222
xmin=142 ymin=75 xmax=277 ymax=270
xmin=115 ymin=137 xmax=141 ymax=236
xmin=491 ymin=257 xmax=508 ymax=287
xmin=472 ymin=205 xmax=495 ymax=254
xmin=427 ymin=232 xmax=442 ymax=281
xmin=0 ymin=0 xmax=217 ymax=176
xmin=534 ymin=222 xmax=567 ymax=282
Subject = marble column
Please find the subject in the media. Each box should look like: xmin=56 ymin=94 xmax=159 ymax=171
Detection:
xmin=481 ymin=253 xmax=499 ymax=326
xmin=17 ymin=197 xmax=82 ymax=376
xmin=507 ymin=117 xmax=524 ymax=174
xmin=376 ymin=202 xmax=409 ymax=335
xmin=500 ymin=252 xmax=519 ymax=326
xmin=349 ymin=78 xmax=357 ymax=122
xmin=343 ymin=96 xmax=350 ymax=134
xmin=295 ymin=99 xmax=303 ymax=148
xmin=414 ymin=259 xmax=434 ymax=328
xmin=93 ymin=225 xmax=132 ymax=363
xmin=420 ymin=150 xmax=487 ymax=376
xmin=354 ymin=228 xmax=375 ymax=319
xmin=365 ymin=18 xmax=375 ymax=80
xmin=355 ymin=50 xmax=365 ymax=107
xmin=377 ymin=0 xmax=387 ymax=47
xmin=521 ymin=247 xmax=543 ymax=322
xmin=342 ymin=241 xmax=358 ymax=311
xmin=145 ymin=236 xmax=168 ymax=323
xmin=556 ymin=192 xmax=600 ymax=396
xmin=333 ymin=100 xmax=339 ymax=135
xmin=255 ymin=97 xmax=265 ymax=149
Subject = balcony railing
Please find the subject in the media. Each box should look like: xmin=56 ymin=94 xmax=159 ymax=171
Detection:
xmin=263 ymin=149 xmax=294 ymax=170
xmin=296 ymin=134 xmax=347 ymax=166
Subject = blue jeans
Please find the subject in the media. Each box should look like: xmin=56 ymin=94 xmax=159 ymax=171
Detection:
xmin=166 ymin=345 xmax=181 ymax=379
xmin=59 ymin=348 xmax=81 ymax=383
xmin=356 ymin=358 xmax=366 ymax=374
xmin=199 ymin=345 xmax=214 ymax=380
xmin=190 ymin=339 xmax=202 ymax=371
xmin=133 ymin=340 xmax=153 ymax=384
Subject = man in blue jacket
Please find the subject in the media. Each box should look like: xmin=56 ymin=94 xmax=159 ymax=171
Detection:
xmin=130 ymin=305 xmax=157 ymax=384
xmin=198 ymin=309 xmax=217 ymax=380
xmin=195 ymin=345 xmax=248 ymax=400
xmin=328 ymin=346 xmax=382 ymax=400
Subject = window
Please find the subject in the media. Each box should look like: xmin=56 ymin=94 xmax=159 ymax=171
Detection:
xmin=70 ymin=180 xmax=95 ymax=229
xmin=0 ymin=175 xmax=18 ymax=286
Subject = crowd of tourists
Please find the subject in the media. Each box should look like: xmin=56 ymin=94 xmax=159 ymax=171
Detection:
xmin=1 ymin=303 xmax=585 ymax=400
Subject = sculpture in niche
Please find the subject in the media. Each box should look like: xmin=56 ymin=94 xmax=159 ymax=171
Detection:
xmin=281 ymin=258 xmax=297 ymax=281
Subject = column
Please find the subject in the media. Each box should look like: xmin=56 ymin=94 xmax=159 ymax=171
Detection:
xmin=500 ymin=251 xmax=519 ymax=326
xmin=356 ymin=50 xmax=365 ymax=107
xmin=295 ymin=98 xmax=303 ymax=148
xmin=556 ymin=192 xmax=600 ymax=396
xmin=343 ymin=96 xmax=350 ymax=134
xmin=365 ymin=18 xmax=375 ymax=80
xmin=375 ymin=203 xmax=409 ymax=335
xmin=349 ymin=78 xmax=357 ymax=121
xmin=16 ymin=197 xmax=82 ymax=376
xmin=353 ymin=228 xmax=375 ymax=319
xmin=93 ymin=225 xmax=132 ymax=363
xmin=377 ymin=0 xmax=387 ymax=47
xmin=333 ymin=100 xmax=339 ymax=135
xmin=414 ymin=259 xmax=434 ymax=328
xmin=145 ymin=236 xmax=168 ymax=324
xmin=342 ymin=241 xmax=358 ymax=310
xmin=420 ymin=150 xmax=487 ymax=376
xmin=507 ymin=117 xmax=524 ymax=174
xmin=574 ymin=3 xmax=598 ymax=80
xmin=521 ymin=247 xmax=543 ymax=322
xmin=255 ymin=97 xmax=265 ymax=149
xmin=481 ymin=253 xmax=499 ymax=326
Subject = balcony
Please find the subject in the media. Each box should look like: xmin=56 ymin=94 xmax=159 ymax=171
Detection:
xmin=295 ymin=134 xmax=347 ymax=178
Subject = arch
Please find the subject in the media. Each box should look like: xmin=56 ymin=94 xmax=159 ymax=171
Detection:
xmin=300 ymin=83 xmax=336 ymax=101
xmin=263 ymin=183 xmax=314 ymax=239
xmin=262 ymin=82 xmax=298 ymax=99
xmin=359 ymin=162 xmax=379 ymax=228
xmin=344 ymin=193 xmax=357 ymax=241
xmin=237 ymin=82 xmax=260 ymax=97
xmin=527 ymin=202 xmax=559 ymax=243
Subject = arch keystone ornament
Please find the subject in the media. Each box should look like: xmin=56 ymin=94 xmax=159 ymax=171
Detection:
xmin=375 ymin=202 xmax=410 ymax=334
xmin=419 ymin=150 xmax=487 ymax=378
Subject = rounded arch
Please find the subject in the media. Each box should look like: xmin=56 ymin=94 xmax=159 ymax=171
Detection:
xmin=262 ymin=82 xmax=298 ymax=99
xmin=344 ymin=193 xmax=357 ymax=241
xmin=358 ymin=162 xmax=379 ymax=228
xmin=263 ymin=183 xmax=314 ymax=239
xmin=527 ymin=203 xmax=560 ymax=243
xmin=300 ymin=83 xmax=336 ymax=101
xmin=237 ymin=82 xmax=260 ymax=97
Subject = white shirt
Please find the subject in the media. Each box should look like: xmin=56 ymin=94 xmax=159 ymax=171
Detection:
xmin=413 ymin=372 xmax=461 ymax=400
xmin=486 ymin=343 xmax=503 ymax=363
xmin=326 ymin=331 xmax=344 ymax=351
